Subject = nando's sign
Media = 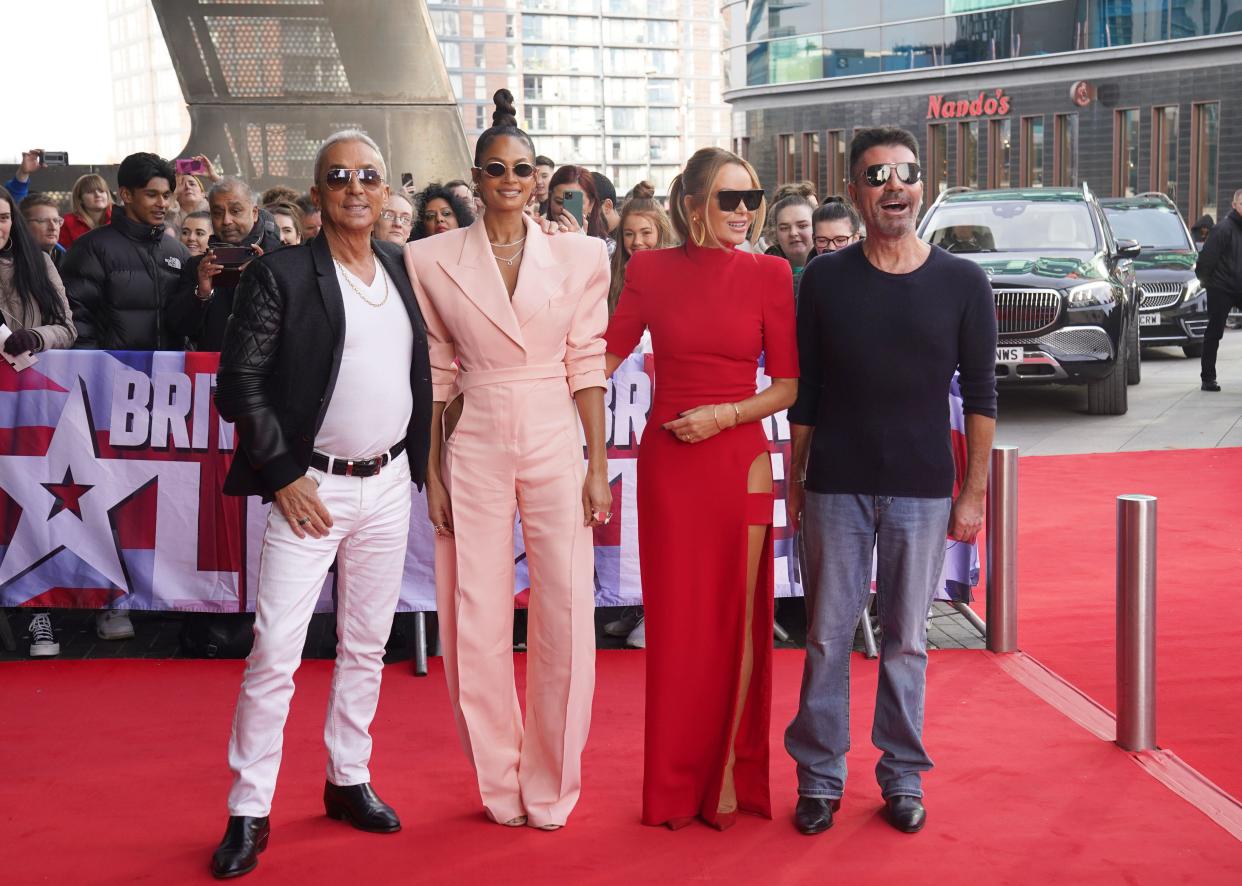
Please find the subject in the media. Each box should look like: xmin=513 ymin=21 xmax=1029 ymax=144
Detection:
xmin=926 ymin=88 xmax=1012 ymax=120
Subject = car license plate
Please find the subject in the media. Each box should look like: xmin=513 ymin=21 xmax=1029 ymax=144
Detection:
xmin=1139 ymin=313 xmax=1161 ymax=326
xmin=996 ymin=347 xmax=1023 ymax=363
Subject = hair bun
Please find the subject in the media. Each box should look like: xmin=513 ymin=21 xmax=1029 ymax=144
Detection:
xmin=492 ymin=88 xmax=518 ymax=128
xmin=630 ymin=181 xmax=656 ymax=200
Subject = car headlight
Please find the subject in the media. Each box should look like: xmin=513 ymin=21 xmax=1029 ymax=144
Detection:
xmin=1182 ymin=278 xmax=1203 ymax=303
xmin=1065 ymin=282 xmax=1115 ymax=307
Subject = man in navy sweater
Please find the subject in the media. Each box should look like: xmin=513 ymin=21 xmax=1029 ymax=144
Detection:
xmin=784 ymin=127 xmax=997 ymax=836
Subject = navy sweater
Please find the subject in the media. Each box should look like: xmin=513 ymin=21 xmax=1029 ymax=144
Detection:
xmin=790 ymin=243 xmax=997 ymax=499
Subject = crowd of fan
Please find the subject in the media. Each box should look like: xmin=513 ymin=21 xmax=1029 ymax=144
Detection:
xmin=1 ymin=144 xmax=866 ymax=655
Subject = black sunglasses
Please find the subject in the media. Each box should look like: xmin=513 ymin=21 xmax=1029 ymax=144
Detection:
xmin=856 ymin=162 xmax=922 ymax=187
xmin=715 ymin=189 xmax=764 ymax=212
xmin=476 ymin=161 xmax=536 ymax=179
xmin=324 ymin=167 xmax=384 ymax=190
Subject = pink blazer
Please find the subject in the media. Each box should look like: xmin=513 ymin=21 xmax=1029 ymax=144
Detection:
xmin=403 ymin=216 xmax=610 ymax=402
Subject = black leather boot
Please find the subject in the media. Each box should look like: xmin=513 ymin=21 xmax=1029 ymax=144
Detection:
xmin=210 ymin=815 xmax=269 ymax=879
xmin=794 ymin=796 xmax=840 ymax=835
xmin=883 ymin=795 xmax=927 ymax=833
xmin=323 ymin=781 xmax=401 ymax=833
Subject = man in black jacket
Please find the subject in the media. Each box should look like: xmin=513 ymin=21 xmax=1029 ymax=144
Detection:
xmin=165 ymin=177 xmax=283 ymax=351
xmin=1195 ymin=188 xmax=1242 ymax=391
xmin=60 ymin=152 xmax=189 ymax=350
xmin=208 ymin=130 xmax=432 ymax=880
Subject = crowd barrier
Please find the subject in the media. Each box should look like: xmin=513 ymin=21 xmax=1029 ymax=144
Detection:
xmin=0 ymin=350 xmax=978 ymax=613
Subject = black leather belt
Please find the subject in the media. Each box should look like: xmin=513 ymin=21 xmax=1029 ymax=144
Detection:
xmin=311 ymin=440 xmax=406 ymax=478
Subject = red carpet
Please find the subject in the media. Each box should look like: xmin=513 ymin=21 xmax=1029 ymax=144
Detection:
xmin=2 ymin=650 xmax=1240 ymax=884
xmin=997 ymin=447 xmax=1242 ymax=798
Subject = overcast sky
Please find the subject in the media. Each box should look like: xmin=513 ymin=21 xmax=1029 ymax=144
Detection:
xmin=6 ymin=2 xmax=121 ymax=164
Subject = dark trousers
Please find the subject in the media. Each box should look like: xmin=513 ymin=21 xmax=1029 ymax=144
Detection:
xmin=1201 ymin=289 xmax=1242 ymax=381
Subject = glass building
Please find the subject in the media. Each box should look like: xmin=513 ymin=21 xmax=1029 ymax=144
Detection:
xmin=724 ymin=0 xmax=1242 ymax=224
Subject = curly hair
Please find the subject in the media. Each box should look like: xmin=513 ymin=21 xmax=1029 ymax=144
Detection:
xmin=410 ymin=181 xmax=476 ymax=241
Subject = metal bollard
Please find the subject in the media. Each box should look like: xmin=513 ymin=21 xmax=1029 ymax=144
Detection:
xmin=985 ymin=446 xmax=1019 ymax=653
xmin=1116 ymin=494 xmax=1157 ymax=751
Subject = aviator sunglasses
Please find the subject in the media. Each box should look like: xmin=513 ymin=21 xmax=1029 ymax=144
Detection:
xmin=856 ymin=162 xmax=922 ymax=187
xmin=715 ymin=189 xmax=764 ymax=212
xmin=475 ymin=161 xmax=536 ymax=179
xmin=324 ymin=167 xmax=384 ymax=190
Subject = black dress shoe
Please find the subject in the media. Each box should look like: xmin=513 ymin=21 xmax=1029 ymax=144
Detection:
xmin=883 ymin=795 xmax=926 ymax=833
xmin=211 ymin=815 xmax=269 ymax=879
xmin=323 ymin=781 xmax=401 ymax=833
xmin=794 ymin=796 xmax=840 ymax=835
xmin=1202 ymin=379 xmax=1222 ymax=392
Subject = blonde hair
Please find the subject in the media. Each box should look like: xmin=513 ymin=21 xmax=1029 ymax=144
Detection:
xmin=70 ymin=173 xmax=113 ymax=229
xmin=609 ymin=181 xmax=677 ymax=314
xmin=667 ymin=147 xmax=766 ymax=250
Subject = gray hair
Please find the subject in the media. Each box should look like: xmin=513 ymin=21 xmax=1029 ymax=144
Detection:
xmin=313 ymin=129 xmax=387 ymax=184
xmin=207 ymin=176 xmax=256 ymax=205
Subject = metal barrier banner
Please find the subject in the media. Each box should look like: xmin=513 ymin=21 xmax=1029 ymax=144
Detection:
xmin=0 ymin=350 xmax=977 ymax=613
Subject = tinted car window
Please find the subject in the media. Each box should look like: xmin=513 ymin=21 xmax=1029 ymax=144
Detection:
xmin=924 ymin=202 xmax=1097 ymax=252
xmin=1102 ymin=206 xmax=1192 ymax=250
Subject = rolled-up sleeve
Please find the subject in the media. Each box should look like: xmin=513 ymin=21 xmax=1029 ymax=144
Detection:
xmin=565 ymin=238 xmax=609 ymax=393
xmin=957 ymin=263 xmax=999 ymax=418
xmin=787 ymin=260 xmax=823 ymax=426
xmin=404 ymin=247 xmax=458 ymax=402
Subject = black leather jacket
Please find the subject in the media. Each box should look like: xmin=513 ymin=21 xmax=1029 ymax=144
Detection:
xmin=60 ymin=210 xmax=190 ymax=350
xmin=1196 ymin=209 xmax=1242 ymax=299
xmin=214 ymin=235 xmax=432 ymax=499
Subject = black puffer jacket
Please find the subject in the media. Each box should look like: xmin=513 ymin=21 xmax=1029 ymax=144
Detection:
xmin=1196 ymin=209 xmax=1242 ymax=299
xmin=61 ymin=210 xmax=190 ymax=349
xmin=165 ymin=209 xmax=284 ymax=351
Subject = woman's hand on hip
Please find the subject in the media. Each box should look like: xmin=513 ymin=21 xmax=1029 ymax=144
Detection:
xmin=427 ymin=476 xmax=454 ymax=539
xmin=663 ymin=404 xmax=725 ymax=444
xmin=274 ymin=476 xmax=333 ymax=539
xmin=582 ymin=467 xmax=613 ymax=528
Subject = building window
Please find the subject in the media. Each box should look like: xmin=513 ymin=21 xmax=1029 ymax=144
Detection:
xmin=1151 ymin=106 xmax=1178 ymax=200
xmin=733 ymin=137 xmax=750 ymax=161
xmin=475 ymin=104 xmax=487 ymax=131
xmin=473 ymin=42 xmax=486 ymax=68
xmin=958 ymin=121 xmax=979 ymax=189
xmin=926 ymin=124 xmax=948 ymax=196
xmin=1053 ymin=113 xmax=1078 ymax=187
xmin=777 ymin=133 xmax=797 ymax=185
xmin=1020 ymin=116 xmax=1044 ymax=188
xmin=826 ymin=130 xmax=847 ymax=199
xmin=988 ymin=119 xmax=1011 ymax=189
xmin=1114 ymin=108 xmax=1140 ymax=197
xmin=1190 ymin=101 xmax=1220 ymax=223
xmin=801 ymin=132 xmax=821 ymax=197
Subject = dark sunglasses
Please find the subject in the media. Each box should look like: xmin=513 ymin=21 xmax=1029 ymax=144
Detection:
xmin=324 ymin=167 xmax=384 ymax=190
xmin=476 ymin=161 xmax=536 ymax=179
xmin=715 ymin=189 xmax=764 ymax=212
xmin=856 ymin=162 xmax=922 ymax=187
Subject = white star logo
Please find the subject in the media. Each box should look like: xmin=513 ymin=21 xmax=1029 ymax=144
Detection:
xmin=0 ymin=377 xmax=162 ymax=592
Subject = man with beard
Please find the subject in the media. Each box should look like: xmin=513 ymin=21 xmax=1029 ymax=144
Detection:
xmin=784 ymin=127 xmax=997 ymax=836
xmin=166 ymin=177 xmax=282 ymax=351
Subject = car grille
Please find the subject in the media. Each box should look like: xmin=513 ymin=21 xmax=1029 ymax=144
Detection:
xmin=994 ymin=289 xmax=1061 ymax=336
xmin=1185 ymin=319 xmax=1209 ymax=337
xmin=1139 ymin=281 xmax=1183 ymax=311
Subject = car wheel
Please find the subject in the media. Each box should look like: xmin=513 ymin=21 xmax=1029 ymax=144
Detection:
xmin=1183 ymin=342 xmax=1204 ymax=358
xmin=1087 ymin=330 xmax=1129 ymax=416
xmin=1126 ymin=315 xmax=1141 ymax=385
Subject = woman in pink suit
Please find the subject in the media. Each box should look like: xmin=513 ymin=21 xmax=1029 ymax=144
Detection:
xmin=404 ymin=90 xmax=612 ymax=830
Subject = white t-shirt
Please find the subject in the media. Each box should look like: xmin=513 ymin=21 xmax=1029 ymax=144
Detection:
xmin=315 ymin=256 xmax=414 ymax=460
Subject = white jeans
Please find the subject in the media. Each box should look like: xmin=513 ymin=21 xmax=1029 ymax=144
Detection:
xmin=226 ymin=451 xmax=412 ymax=817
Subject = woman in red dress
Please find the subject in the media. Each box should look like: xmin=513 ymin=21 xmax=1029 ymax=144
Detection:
xmin=604 ymin=148 xmax=798 ymax=829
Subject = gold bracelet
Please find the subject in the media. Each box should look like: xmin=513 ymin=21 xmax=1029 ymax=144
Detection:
xmin=730 ymin=402 xmax=742 ymax=426
xmin=712 ymin=404 xmax=723 ymax=430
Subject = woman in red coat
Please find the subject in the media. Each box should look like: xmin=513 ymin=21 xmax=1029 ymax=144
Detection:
xmin=58 ymin=174 xmax=113 ymax=250
xmin=604 ymin=147 xmax=798 ymax=829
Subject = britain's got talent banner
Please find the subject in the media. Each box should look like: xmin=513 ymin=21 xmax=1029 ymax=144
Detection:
xmin=0 ymin=351 xmax=977 ymax=613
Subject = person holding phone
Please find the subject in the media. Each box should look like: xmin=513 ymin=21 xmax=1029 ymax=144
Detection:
xmin=405 ymin=88 xmax=610 ymax=832
xmin=546 ymin=165 xmax=609 ymax=246
xmin=165 ymin=177 xmax=281 ymax=351
xmin=603 ymin=146 xmax=798 ymax=831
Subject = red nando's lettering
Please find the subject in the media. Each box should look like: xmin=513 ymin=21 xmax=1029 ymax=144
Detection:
xmin=926 ymin=88 xmax=1012 ymax=120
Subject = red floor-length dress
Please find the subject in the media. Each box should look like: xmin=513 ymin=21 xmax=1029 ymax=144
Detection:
xmin=604 ymin=240 xmax=798 ymax=827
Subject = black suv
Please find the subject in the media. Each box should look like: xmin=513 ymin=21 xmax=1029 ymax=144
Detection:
xmin=918 ymin=185 xmax=1141 ymax=416
xmin=1100 ymin=193 xmax=1208 ymax=358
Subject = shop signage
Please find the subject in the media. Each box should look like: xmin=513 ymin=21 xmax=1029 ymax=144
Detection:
xmin=926 ymin=88 xmax=1012 ymax=120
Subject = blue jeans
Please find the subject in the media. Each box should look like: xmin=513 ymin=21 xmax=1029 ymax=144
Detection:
xmin=784 ymin=492 xmax=952 ymax=800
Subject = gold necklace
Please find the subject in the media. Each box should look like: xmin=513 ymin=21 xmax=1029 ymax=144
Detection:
xmin=334 ymin=258 xmax=389 ymax=308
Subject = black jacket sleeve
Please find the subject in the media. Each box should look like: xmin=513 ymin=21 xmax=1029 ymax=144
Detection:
xmin=60 ymin=237 xmax=107 ymax=349
xmin=165 ymin=257 xmax=211 ymax=344
xmin=1195 ymin=223 xmax=1227 ymax=287
xmin=214 ymin=260 xmax=302 ymax=494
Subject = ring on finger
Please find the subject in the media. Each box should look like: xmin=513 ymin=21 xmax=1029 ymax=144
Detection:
xmin=296 ymin=517 xmax=309 ymax=526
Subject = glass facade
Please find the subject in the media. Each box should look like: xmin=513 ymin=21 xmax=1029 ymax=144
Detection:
xmin=728 ymin=0 xmax=1242 ymax=87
